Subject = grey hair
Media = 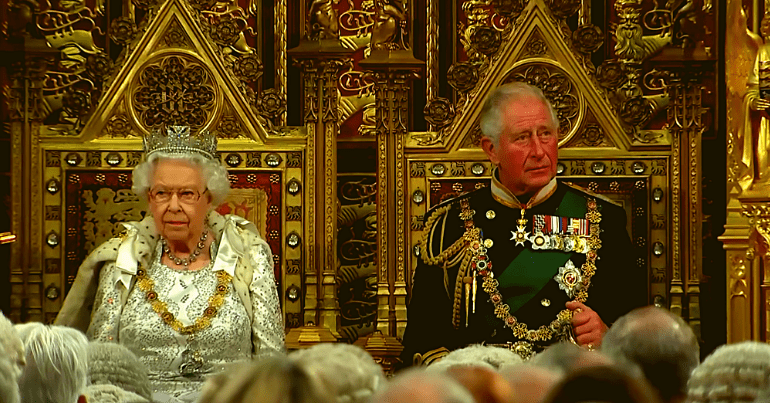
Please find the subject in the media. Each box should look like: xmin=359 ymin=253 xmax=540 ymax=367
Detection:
xmin=688 ymin=341 xmax=770 ymax=403
xmin=0 ymin=355 xmax=20 ymax=403
xmin=131 ymin=152 xmax=231 ymax=206
xmin=479 ymin=82 xmax=559 ymax=145
xmin=87 ymin=342 xmax=152 ymax=402
xmin=602 ymin=306 xmax=699 ymax=402
xmin=289 ymin=343 xmax=385 ymax=403
xmin=371 ymin=368 xmax=476 ymax=403
xmin=433 ymin=344 xmax=523 ymax=370
xmin=16 ymin=324 xmax=89 ymax=403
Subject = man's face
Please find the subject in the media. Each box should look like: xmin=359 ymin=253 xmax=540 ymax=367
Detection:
xmin=481 ymin=96 xmax=559 ymax=195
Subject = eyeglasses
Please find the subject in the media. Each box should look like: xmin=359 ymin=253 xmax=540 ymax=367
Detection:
xmin=149 ymin=188 xmax=208 ymax=204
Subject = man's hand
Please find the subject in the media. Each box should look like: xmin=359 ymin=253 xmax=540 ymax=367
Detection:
xmin=566 ymin=301 xmax=608 ymax=350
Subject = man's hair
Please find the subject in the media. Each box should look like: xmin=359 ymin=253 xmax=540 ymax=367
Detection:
xmin=530 ymin=342 xmax=617 ymax=376
xmin=479 ymin=82 xmax=559 ymax=145
xmin=687 ymin=341 xmax=770 ymax=403
xmin=602 ymin=306 xmax=699 ymax=403
xmin=87 ymin=342 xmax=152 ymax=401
xmin=371 ymin=368 xmax=476 ymax=403
xmin=197 ymin=356 xmax=332 ymax=403
xmin=543 ymin=365 xmax=662 ymax=403
xmin=289 ymin=343 xmax=385 ymax=403
xmin=16 ymin=323 xmax=88 ymax=403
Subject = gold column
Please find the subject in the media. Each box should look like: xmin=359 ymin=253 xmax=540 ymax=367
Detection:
xmin=289 ymin=2 xmax=352 ymax=332
xmin=660 ymin=64 xmax=706 ymax=336
xmin=360 ymin=0 xmax=423 ymax=338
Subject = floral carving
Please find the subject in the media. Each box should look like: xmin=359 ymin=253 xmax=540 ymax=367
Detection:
xmin=257 ymin=89 xmax=286 ymax=118
xmin=526 ymin=38 xmax=548 ymax=56
xmin=63 ymin=90 xmax=91 ymax=119
xmin=581 ymin=124 xmax=604 ymax=146
xmin=572 ymin=24 xmax=603 ymax=54
xmin=131 ymin=0 xmax=160 ymax=9
xmin=132 ymin=56 xmax=217 ymax=130
xmin=190 ymin=0 xmax=217 ymax=10
xmin=110 ymin=17 xmax=137 ymax=47
xmin=217 ymin=116 xmax=242 ymax=139
xmin=233 ymin=54 xmax=263 ymax=82
xmin=163 ymin=23 xmax=190 ymax=48
xmin=620 ymin=96 xmax=652 ymax=126
xmin=596 ymin=60 xmax=625 ymax=89
xmin=209 ymin=18 xmax=241 ymax=47
xmin=447 ymin=62 xmax=479 ymax=93
xmin=424 ymin=97 xmax=455 ymax=128
xmin=106 ymin=115 xmax=131 ymax=137
xmin=492 ymin=0 xmax=526 ymax=17
xmin=549 ymin=0 xmax=581 ymax=19
xmin=471 ymin=27 xmax=502 ymax=56
xmin=86 ymin=53 xmax=113 ymax=81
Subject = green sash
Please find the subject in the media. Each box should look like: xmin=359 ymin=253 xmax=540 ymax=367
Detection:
xmin=496 ymin=191 xmax=589 ymax=313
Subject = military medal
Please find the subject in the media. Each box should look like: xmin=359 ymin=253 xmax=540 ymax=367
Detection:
xmin=554 ymin=260 xmax=583 ymax=298
xmin=510 ymin=209 xmax=530 ymax=246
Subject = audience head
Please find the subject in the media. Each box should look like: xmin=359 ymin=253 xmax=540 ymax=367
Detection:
xmin=83 ymin=384 xmax=150 ymax=403
xmin=530 ymin=342 xmax=615 ymax=376
xmin=543 ymin=364 xmax=662 ymax=403
xmin=501 ymin=364 xmax=561 ymax=403
xmin=16 ymin=323 xmax=88 ymax=403
xmin=0 ymin=313 xmax=24 ymax=378
xmin=87 ymin=342 xmax=152 ymax=401
xmin=371 ymin=368 xmax=476 ymax=403
xmin=289 ymin=343 xmax=385 ymax=403
xmin=602 ymin=306 xmax=699 ymax=403
xmin=688 ymin=341 xmax=770 ymax=403
xmin=445 ymin=365 xmax=518 ymax=403
xmin=434 ymin=344 xmax=523 ymax=370
xmin=197 ymin=356 xmax=332 ymax=403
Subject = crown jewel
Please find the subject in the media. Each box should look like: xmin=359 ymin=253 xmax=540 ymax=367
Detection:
xmin=143 ymin=126 xmax=218 ymax=160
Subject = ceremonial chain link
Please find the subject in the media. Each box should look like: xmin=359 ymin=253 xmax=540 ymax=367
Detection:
xmin=458 ymin=198 xmax=603 ymax=343
xmin=135 ymin=265 xmax=233 ymax=335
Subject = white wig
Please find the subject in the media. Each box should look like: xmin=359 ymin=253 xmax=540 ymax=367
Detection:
xmin=289 ymin=343 xmax=385 ymax=403
xmin=17 ymin=324 xmax=89 ymax=403
xmin=688 ymin=341 xmax=770 ymax=403
xmin=0 ymin=312 xmax=24 ymax=380
xmin=131 ymin=152 xmax=231 ymax=206
xmin=87 ymin=342 xmax=152 ymax=401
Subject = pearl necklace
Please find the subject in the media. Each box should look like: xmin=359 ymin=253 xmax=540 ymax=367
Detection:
xmin=161 ymin=230 xmax=209 ymax=268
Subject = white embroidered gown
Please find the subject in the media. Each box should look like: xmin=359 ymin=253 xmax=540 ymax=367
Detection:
xmin=88 ymin=239 xmax=284 ymax=403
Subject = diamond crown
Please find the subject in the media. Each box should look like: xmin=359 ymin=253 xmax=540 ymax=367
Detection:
xmin=143 ymin=126 xmax=218 ymax=160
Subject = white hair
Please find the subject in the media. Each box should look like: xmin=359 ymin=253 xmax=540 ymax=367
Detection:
xmin=289 ymin=343 xmax=385 ymax=403
xmin=371 ymin=368 xmax=475 ymax=403
xmin=131 ymin=152 xmax=231 ymax=206
xmin=479 ymin=82 xmax=559 ymax=146
xmin=435 ymin=344 xmax=523 ymax=370
xmin=87 ymin=342 xmax=152 ymax=401
xmin=16 ymin=324 xmax=89 ymax=403
xmin=688 ymin=341 xmax=770 ymax=403
xmin=83 ymin=384 xmax=150 ymax=403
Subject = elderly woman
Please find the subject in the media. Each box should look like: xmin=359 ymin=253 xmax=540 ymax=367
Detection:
xmin=56 ymin=126 xmax=285 ymax=402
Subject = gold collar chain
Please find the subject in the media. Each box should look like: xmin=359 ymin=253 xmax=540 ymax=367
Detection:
xmin=135 ymin=265 xmax=232 ymax=335
xmin=458 ymin=198 xmax=602 ymax=343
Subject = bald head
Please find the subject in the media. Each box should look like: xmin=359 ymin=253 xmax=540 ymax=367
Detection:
xmin=602 ymin=307 xmax=699 ymax=403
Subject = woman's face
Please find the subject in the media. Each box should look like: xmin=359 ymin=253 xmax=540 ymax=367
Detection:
xmin=148 ymin=159 xmax=212 ymax=244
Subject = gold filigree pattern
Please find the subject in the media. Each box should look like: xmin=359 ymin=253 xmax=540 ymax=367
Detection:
xmin=131 ymin=55 xmax=217 ymax=130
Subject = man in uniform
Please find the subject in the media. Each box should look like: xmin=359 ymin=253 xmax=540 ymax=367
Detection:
xmin=401 ymin=82 xmax=647 ymax=364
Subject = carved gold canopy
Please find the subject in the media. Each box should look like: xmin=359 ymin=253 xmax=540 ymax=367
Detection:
xmin=0 ymin=0 xmax=745 ymax=356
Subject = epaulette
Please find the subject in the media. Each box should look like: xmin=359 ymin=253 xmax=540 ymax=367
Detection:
xmin=561 ymin=181 xmax=622 ymax=207
xmin=418 ymin=192 xmax=474 ymax=267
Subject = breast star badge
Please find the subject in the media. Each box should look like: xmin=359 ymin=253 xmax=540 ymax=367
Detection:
xmin=554 ymin=260 xmax=583 ymax=298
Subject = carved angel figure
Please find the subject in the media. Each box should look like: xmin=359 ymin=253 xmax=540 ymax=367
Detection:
xmin=726 ymin=0 xmax=770 ymax=193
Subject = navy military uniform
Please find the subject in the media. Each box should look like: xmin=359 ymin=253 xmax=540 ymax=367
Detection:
xmin=401 ymin=174 xmax=647 ymax=364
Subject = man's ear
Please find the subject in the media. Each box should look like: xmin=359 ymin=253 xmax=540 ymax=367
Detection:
xmin=481 ymin=136 xmax=500 ymax=165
